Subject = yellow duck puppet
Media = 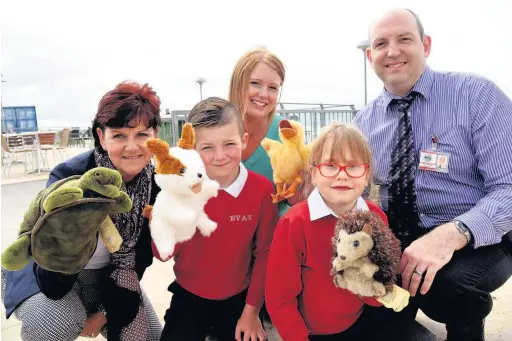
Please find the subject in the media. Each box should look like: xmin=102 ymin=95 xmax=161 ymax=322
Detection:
xmin=261 ymin=119 xmax=311 ymax=204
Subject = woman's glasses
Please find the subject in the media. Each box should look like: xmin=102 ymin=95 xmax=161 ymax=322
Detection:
xmin=312 ymin=162 xmax=369 ymax=178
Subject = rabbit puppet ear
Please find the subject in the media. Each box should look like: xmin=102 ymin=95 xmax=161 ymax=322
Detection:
xmin=145 ymin=138 xmax=185 ymax=175
xmin=177 ymin=123 xmax=195 ymax=150
xmin=145 ymin=138 xmax=171 ymax=162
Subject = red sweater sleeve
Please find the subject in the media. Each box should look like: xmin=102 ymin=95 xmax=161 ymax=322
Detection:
xmin=266 ymin=215 xmax=310 ymax=341
xmin=246 ymin=183 xmax=279 ymax=308
xmin=362 ymin=296 xmax=383 ymax=306
xmin=151 ymin=240 xmax=182 ymax=262
xmin=366 ymin=200 xmax=389 ymax=226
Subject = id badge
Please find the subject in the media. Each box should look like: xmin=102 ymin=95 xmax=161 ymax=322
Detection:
xmin=419 ymin=150 xmax=450 ymax=173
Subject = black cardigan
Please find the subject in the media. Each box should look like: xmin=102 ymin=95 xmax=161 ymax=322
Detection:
xmin=3 ymin=150 xmax=156 ymax=317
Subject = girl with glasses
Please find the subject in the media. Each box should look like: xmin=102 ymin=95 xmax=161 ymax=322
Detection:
xmin=265 ymin=123 xmax=434 ymax=341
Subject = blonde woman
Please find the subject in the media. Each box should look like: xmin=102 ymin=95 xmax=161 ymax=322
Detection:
xmin=229 ymin=47 xmax=299 ymax=217
xmin=228 ymin=47 xmax=292 ymax=336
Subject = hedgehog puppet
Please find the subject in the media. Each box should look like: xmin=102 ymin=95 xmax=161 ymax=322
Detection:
xmin=331 ymin=210 xmax=410 ymax=311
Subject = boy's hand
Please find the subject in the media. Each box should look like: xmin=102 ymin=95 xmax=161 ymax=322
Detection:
xmin=235 ymin=304 xmax=267 ymax=341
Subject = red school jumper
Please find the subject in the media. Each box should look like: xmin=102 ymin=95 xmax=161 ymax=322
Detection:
xmin=152 ymin=165 xmax=279 ymax=309
xmin=266 ymin=188 xmax=387 ymax=341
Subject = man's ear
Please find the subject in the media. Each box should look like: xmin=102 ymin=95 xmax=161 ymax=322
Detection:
xmin=423 ymin=34 xmax=432 ymax=58
xmin=96 ymin=128 xmax=106 ymax=150
xmin=366 ymin=47 xmax=373 ymax=67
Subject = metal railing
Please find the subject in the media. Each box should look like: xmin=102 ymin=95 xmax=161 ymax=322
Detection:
xmin=160 ymin=103 xmax=357 ymax=145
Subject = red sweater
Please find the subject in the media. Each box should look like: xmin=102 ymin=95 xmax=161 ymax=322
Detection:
xmin=266 ymin=200 xmax=388 ymax=341
xmin=152 ymin=170 xmax=278 ymax=308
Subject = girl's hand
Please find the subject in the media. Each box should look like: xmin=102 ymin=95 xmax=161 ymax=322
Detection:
xmin=79 ymin=311 xmax=106 ymax=338
xmin=282 ymin=184 xmax=304 ymax=206
xmin=376 ymin=284 xmax=410 ymax=312
xmin=235 ymin=304 xmax=267 ymax=341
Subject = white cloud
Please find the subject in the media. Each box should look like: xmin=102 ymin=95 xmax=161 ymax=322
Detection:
xmin=1 ymin=0 xmax=511 ymax=129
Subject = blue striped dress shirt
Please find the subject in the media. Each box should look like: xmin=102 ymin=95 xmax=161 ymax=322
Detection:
xmin=354 ymin=66 xmax=512 ymax=248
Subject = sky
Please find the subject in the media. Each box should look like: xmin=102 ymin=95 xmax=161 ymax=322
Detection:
xmin=1 ymin=0 xmax=511 ymax=129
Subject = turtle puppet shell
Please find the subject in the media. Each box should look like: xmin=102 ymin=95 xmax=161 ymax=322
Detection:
xmin=27 ymin=175 xmax=120 ymax=274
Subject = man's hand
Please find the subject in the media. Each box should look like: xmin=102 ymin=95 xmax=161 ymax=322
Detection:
xmin=400 ymin=222 xmax=468 ymax=296
xmin=235 ymin=304 xmax=267 ymax=341
xmin=79 ymin=311 xmax=106 ymax=338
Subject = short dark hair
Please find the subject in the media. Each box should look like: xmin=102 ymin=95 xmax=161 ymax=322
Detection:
xmin=187 ymin=97 xmax=245 ymax=136
xmin=405 ymin=8 xmax=425 ymax=40
xmin=92 ymin=81 xmax=162 ymax=151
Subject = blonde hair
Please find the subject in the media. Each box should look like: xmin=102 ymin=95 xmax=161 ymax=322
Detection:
xmin=303 ymin=122 xmax=374 ymax=197
xmin=228 ymin=47 xmax=285 ymax=121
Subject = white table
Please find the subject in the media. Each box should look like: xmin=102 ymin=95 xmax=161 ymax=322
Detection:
xmin=4 ymin=131 xmax=59 ymax=174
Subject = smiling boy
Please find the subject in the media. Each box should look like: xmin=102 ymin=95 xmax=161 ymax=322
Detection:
xmin=154 ymin=97 xmax=278 ymax=341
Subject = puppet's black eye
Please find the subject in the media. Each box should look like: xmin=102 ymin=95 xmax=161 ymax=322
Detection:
xmin=180 ymin=168 xmax=186 ymax=174
xmin=353 ymin=240 xmax=360 ymax=247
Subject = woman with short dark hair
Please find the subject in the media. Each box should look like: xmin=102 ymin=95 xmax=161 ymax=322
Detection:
xmin=2 ymin=81 xmax=163 ymax=340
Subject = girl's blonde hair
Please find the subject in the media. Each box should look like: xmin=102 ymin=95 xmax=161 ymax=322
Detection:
xmin=228 ymin=47 xmax=285 ymax=121
xmin=303 ymin=122 xmax=374 ymax=197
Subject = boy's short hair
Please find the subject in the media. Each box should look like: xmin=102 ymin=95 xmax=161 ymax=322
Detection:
xmin=187 ymin=97 xmax=245 ymax=136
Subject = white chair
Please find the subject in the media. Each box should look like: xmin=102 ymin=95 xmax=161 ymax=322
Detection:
xmin=1 ymin=134 xmax=35 ymax=175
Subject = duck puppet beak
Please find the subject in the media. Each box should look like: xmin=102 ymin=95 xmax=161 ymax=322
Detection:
xmin=279 ymin=120 xmax=297 ymax=139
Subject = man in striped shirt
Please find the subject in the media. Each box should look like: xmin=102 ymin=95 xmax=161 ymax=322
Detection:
xmin=354 ymin=8 xmax=512 ymax=341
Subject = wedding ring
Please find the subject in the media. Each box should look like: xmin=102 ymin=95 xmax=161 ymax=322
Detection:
xmin=413 ymin=269 xmax=424 ymax=276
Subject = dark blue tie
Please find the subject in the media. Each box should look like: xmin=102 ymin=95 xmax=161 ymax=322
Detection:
xmin=388 ymin=92 xmax=420 ymax=246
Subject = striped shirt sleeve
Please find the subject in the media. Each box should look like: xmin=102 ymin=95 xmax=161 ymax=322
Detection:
xmin=455 ymin=79 xmax=512 ymax=247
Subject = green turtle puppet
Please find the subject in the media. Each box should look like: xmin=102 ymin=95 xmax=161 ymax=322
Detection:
xmin=1 ymin=167 xmax=132 ymax=274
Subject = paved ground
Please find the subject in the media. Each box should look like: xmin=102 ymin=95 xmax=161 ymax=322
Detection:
xmin=1 ymin=171 xmax=511 ymax=340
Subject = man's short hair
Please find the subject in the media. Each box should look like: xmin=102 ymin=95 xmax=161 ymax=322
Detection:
xmin=405 ymin=8 xmax=425 ymax=40
xmin=368 ymin=8 xmax=426 ymax=42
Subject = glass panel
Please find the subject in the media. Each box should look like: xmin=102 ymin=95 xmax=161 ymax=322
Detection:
xmin=25 ymin=107 xmax=36 ymax=119
xmin=17 ymin=109 xmax=27 ymax=120
xmin=2 ymin=108 xmax=15 ymax=120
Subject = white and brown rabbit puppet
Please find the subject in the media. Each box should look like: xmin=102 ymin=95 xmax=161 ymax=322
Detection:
xmin=143 ymin=123 xmax=220 ymax=260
